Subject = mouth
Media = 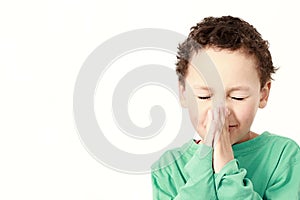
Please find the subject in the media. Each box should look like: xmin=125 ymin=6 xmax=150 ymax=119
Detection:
xmin=229 ymin=125 xmax=238 ymax=130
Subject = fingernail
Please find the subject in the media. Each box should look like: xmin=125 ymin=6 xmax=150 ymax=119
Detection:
xmin=226 ymin=108 xmax=230 ymax=116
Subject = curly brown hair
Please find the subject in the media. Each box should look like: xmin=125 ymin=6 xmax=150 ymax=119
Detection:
xmin=176 ymin=16 xmax=277 ymax=89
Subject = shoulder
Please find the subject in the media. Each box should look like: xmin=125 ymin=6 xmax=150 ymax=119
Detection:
xmin=265 ymin=132 xmax=299 ymax=151
xmin=264 ymin=132 xmax=300 ymax=164
xmin=151 ymin=139 xmax=196 ymax=173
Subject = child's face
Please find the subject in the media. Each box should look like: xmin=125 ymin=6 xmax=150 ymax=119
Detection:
xmin=179 ymin=48 xmax=271 ymax=144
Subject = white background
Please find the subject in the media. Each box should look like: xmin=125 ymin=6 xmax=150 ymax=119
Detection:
xmin=1 ymin=0 xmax=300 ymax=199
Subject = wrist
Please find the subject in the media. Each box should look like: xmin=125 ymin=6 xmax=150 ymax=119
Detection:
xmin=213 ymin=144 xmax=234 ymax=173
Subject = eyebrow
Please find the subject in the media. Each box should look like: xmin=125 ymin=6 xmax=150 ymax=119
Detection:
xmin=192 ymin=85 xmax=250 ymax=92
xmin=228 ymin=86 xmax=250 ymax=92
xmin=192 ymin=86 xmax=213 ymax=91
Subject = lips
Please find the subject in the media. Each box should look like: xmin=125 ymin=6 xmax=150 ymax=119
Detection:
xmin=229 ymin=125 xmax=238 ymax=130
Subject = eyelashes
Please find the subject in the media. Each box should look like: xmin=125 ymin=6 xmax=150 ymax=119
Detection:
xmin=197 ymin=96 xmax=246 ymax=101
xmin=230 ymin=97 xmax=245 ymax=101
xmin=198 ymin=96 xmax=211 ymax=100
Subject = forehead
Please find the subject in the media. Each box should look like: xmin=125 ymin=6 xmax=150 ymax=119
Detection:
xmin=185 ymin=48 xmax=260 ymax=91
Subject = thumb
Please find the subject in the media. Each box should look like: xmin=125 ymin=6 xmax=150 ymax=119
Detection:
xmin=204 ymin=109 xmax=215 ymax=147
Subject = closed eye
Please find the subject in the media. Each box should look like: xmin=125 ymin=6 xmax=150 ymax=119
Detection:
xmin=198 ymin=96 xmax=211 ymax=100
xmin=231 ymin=97 xmax=245 ymax=101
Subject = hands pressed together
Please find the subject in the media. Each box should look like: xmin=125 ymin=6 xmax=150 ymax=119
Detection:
xmin=199 ymin=105 xmax=234 ymax=173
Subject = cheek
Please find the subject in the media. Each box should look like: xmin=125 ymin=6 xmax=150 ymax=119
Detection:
xmin=234 ymin=101 xmax=258 ymax=127
xmin=187 ymin=107 xmax=198 ymax=128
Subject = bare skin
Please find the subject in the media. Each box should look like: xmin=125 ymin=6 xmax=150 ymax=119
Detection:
xmin=179 ymin=48 xmax=270 ymax=173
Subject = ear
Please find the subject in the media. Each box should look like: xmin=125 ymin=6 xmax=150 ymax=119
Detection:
xmin=259 ymin=81 xmax=271 ymax=108
xmin=178 ymin=82 xmax=188 ymax=108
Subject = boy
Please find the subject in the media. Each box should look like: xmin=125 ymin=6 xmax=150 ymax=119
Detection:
xmin=151 ymin=16 xmax=300 ymax=199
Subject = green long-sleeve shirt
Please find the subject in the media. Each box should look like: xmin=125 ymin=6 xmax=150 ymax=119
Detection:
xmin=151 ymin=132 xmax=300 ymax=199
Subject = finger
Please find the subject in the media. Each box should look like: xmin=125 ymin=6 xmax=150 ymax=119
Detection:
xmin=213 ymin=106 xmax=218 ymax=122
xmin=205 ymin=109 xmax=212 ymax=135
xmin=222 ymin=108 xmax=229 ymax=133
xmin=204 ymin=109 xmax=214 ymax=147
xmin=221 ymin=104 xmax=226 ymax=123
xmin=226 ymin=107 xmax=230 ymax=116
xmin=213 ymin=106 xmax=224 ymax=147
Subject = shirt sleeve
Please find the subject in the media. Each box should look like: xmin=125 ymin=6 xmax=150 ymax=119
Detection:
xmin=214 ymin=159 xmax=263 ymax=199
xmin=151 ymin=144 xmax=218 ymax=200
xmin=264 ymin=144 xmax=300 ymax=200
xmin=214 ymin=158 xmax=300 ymax=200
xmin=264 ymin=161 xmax=300 ymax=199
